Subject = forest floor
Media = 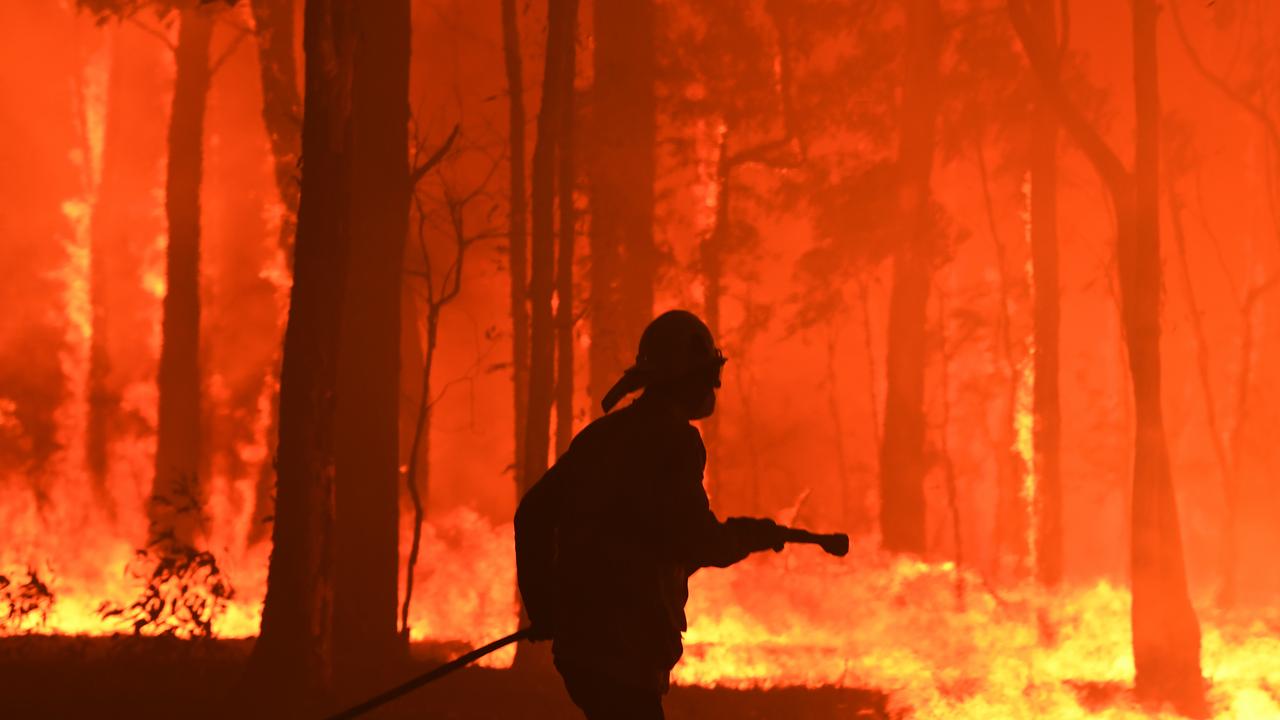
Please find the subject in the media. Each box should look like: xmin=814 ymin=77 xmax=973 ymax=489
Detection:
xmin=0 ymin=636 xmax=891 ymax=719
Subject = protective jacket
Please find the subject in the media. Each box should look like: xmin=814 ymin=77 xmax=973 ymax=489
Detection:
xmin=514 ymin=393 xmax=781 ymax=693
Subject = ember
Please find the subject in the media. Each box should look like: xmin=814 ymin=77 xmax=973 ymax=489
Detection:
xmin=3 ymin=0 xmax=1279 ymax=718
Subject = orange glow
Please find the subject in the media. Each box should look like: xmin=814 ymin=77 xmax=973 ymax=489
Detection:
xmin=4 ymin=2 xmax=1280 ymax=718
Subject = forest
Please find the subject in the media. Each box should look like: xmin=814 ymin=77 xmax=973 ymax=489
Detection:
xmin=1 ymin=0 xmax=1279 ymax=718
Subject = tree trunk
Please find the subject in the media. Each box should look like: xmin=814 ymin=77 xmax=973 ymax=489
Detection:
xmin=249 ymin=0 xmax=303 ymax=258
xmin=1009 ymin=1 xmax=1205 ymax=710
xmin=247 ymin=0 xmax=303 ymax=546
xmin=245 ymin=0 xmax=356 ymax=707
xmin=588 ymin=0 xmax=656 ymax=417
xmin=501 ymin=0 xmax=531 ymax=494
xmin=1029 ymin=0 xmax=1062 ymax=588
xmin=400 ymin=306 xmax=438 ymax=638
xmin=555 ymin=5 xmax=577 ymax=456
xmin=1127 ymin=1 xmax=1204 ymax=710
xmin=878 ymin=0 xmax=942 ymax=555
xmin=331 ymin=0 xmax=411 ymax=703
xmin=87 ymin=24 xmax=167 ymax=497
xmin=151 ymin=7 xmax=212 ymax=546
xmin=524 ymin=0 xmax=573 ymax=489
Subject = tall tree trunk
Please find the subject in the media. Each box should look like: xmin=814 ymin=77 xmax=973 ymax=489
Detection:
xmin=87 ymin=24 xmax=167 ymax=497
xmin=246 ymin=0 xmax=356 ymax=707
xmin=332 ymin=0 xmax=411 ymax=703
xmin=247 ymin=0 xmax=303 ymax=546
xmin=1127 ymin=1 xmax=1204 ymax=710
xmin=151 ymin=7 xmax=213 ymax=546
xmin=878 ymin=0 xmax=942 ymax=555
xmin=1011 ymin=0 xmax=1205 ymax=710
xmin=524 ymin=0 xmax=572 ymax=488
xmin=501 ymin=0 xmax=531 ymax=494
xmin=1029 ymin=0 xmax=1062 ymax=587
xmin=250 ymin=0 xmax=303 ymax=259
xmin=516 ymin=0 xmax=574 ymax=667
xmin=588 ymin=0 xmax=656 ymax=417
xmin=554 ymin=6 xmax=577 ymax=456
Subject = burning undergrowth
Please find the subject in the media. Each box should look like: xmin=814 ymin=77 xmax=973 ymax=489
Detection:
xmin=0 ymin=569 xmax=54 ymax=632
xmin=96 ymin=540 xmax=236 ymax=639
xmin=677 ymin=540 xmax=1280 ymax=719
xmin=4 ymin=505 xmax=1277 ymax=719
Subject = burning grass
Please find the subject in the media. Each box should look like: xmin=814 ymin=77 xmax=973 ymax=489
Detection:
xmin=3 ymin=511 xmax=1278 ymax=718
xmin=678 ymin=540 xmax=1280 ymax=719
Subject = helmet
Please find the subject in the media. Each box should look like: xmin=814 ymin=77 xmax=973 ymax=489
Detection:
xmin=601 ymin=310 xmax=726 ymax=413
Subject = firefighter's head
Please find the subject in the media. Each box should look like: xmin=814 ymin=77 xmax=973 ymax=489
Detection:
xmin=602 ymin=309 xmax=726 ymax=419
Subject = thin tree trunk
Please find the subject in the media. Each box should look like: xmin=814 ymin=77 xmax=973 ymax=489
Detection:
xmin=878 ymin=0 xmax=942 ymax=555
xmin=247 ymin=0 xmax=303 ymax=546
xmin=1128 ymin=3 xmax=1204 ymax=710
xmin=555 ymin=5 xmax=577 ymax=456
xmin=151 ymin=7 xmax=212 ymax=546
xmin=501 ymin=0 xmax=531 ymax=495
xmin=245 ymin=0 xmax=356 ymax=707
xmin=524 ymin=0 xmax=572 ymax=489
xmin=400 ymin=306 xmax=438 ymax=638
xmin=516 ymin=0 xmax=574 ymax=668
xmin=250 ymin=0 xmax=302 ymax=258
xmin=332 ymin=0 xmax=411 ymax=703
xmin=1029 ymin=0 xmax=1062 ymax=589
xmin=588 ymin=0 xmax=656 ymax=417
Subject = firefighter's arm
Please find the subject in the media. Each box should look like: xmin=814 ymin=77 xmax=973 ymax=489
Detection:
xmin=515 ymin=463 xmax=564 ymax=641
xmin=659 ymin=426 xmax=786 ymax=570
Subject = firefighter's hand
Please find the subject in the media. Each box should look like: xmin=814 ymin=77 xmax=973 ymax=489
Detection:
xmin=726 ymin=516 xmax=787 ymax=553
xmin=526 ymin=622 xmax=554 ymax=642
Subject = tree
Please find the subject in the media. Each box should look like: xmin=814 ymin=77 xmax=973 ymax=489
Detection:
xmin=331 ymin=0 xmax=412 ymax=703
xmin=246 ymin=0 xmax=356 ymax=706
xmin=246 ymin=0 xmax=302 ymax=545
xmin=587 ymin=0 xmax=656 ymax=417
xmin=554 ymin=10 xmax=578 ymax=456
xmin=151 ymin=5 xmax=214 ymax=546
xmin=1167 ymin=0 xmax=1280 ymax=610
xmin=1027 ymin=0 xmax=1062 ymax=588
xmin=399 ymin=132 xmax=495 ymax=640
xmin=523 ymin=0 xmax=576 ymax=490
xmin=878 ymin=0 xmax=944 ymax=554
xmin=500 ymin=0 xmax=530 ymax=494
xmin=1010 ymin=1 xmax=1206 ymax=712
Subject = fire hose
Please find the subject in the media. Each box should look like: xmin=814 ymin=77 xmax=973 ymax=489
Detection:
xmin=325 ymin=627 xmax=531 ymax=720
xmin=324 ymin=526 xmax=848 ymax=719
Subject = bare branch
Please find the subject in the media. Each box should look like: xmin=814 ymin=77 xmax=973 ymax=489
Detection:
xmin=1168 ymin=1 xmax=1280 ymax=167
xmin=410 ymin=123 xmax=462 ymax=185
xmin=209 ymin=24 xmax=252 ymax=76
xmin=1008 ymin=0 xmax=1129 ymax=194
xmin=129 ymin=16 xmax=177 ymax=52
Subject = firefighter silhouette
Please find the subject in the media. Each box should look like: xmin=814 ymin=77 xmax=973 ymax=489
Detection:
xmin=515 ymin=309 xmax=788 ymax=719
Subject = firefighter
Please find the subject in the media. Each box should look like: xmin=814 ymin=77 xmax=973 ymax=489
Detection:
xmin=515 ymin=309 xmax=788 ymax=719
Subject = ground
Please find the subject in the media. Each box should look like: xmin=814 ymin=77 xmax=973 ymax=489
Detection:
xmin=0 ymin=636 xmax=890 ymax=719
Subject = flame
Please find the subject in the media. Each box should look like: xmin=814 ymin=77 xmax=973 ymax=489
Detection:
xmin=1016 ymin=170 xmax=1037 ymax=573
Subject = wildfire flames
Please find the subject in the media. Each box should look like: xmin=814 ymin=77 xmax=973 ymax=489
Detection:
xmin=5 ymin=2 xmax=1280 ymax=719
